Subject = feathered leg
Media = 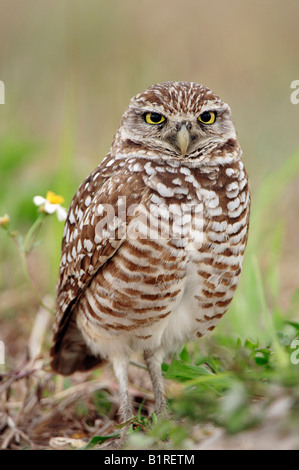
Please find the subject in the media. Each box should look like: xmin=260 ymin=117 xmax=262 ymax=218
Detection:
xmin=112 ymin=355 xmax=133 ymax=445
xmin=144 ymin=349 xmax=166 ymax=416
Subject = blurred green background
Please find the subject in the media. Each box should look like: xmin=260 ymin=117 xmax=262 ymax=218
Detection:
xmin=0 ymin=0 xmax=299 ymax=361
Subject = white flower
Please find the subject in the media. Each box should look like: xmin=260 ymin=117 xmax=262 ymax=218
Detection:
xmin=33 ymin=191 xmax=67 ymax=221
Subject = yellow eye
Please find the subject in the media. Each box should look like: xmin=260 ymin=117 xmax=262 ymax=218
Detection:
xmin=144 ymin=112 xmax=166 ymax=125
xmin=198 ymin=111 xmax=216 ymax=125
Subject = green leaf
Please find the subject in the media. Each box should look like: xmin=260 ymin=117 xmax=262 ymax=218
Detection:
xmin=179 ymin=344 xmax=191 ymax=363
xmin=80 ymin=433 xmax=119 ymax=450
xmin=285 ymin=320 xmax=299 ymax=331
xmin=254 ymin=356 xmax=269 ymax=366
xmin=244 ymin=339 xmax=259 ymax=350
xmin=164 ymin=359 xmax=212 ymax=381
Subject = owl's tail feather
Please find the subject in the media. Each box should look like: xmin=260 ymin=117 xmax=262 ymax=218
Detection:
xmin=50 ymin=313 xmax=106 ymax=376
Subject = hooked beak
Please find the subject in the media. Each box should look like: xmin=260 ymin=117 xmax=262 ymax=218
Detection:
xmin=176 ymin=125 xmax=191 ymax=157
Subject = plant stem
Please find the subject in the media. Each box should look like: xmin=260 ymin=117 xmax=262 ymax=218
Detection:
xmin=252 ymin=255 xmax=288 ymax=368
xmin=23 ymin=214 xmax=45 ymax=253
xmin=6 ymin=215 xmax=54 ymax=315
xmin=18 ymin=247 xmax=54 ymax=315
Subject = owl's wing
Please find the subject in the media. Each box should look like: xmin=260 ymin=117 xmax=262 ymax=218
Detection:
xmin=50 ymin=155 xmax=147 ymax=374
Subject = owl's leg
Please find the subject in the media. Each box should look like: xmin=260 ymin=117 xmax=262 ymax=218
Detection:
xmin=112 ymin=355 xmax=133 ymax=444
xmin=144 ymin=349 xmax=166 ymax=416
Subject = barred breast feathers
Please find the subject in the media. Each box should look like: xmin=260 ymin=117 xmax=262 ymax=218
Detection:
xmin=51 ymin=81 xmax=250 ymax=382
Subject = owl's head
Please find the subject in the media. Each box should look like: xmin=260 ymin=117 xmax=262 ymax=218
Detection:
xmin=113 ymin=81 xmax=238 ymax=162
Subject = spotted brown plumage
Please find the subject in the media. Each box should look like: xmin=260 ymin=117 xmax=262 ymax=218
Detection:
xmin=50 ymin=81 xmax=250 ymax=439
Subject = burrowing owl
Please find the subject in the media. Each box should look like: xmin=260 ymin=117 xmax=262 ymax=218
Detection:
xmin=51 ymin=81 xmax=250 ymax=433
